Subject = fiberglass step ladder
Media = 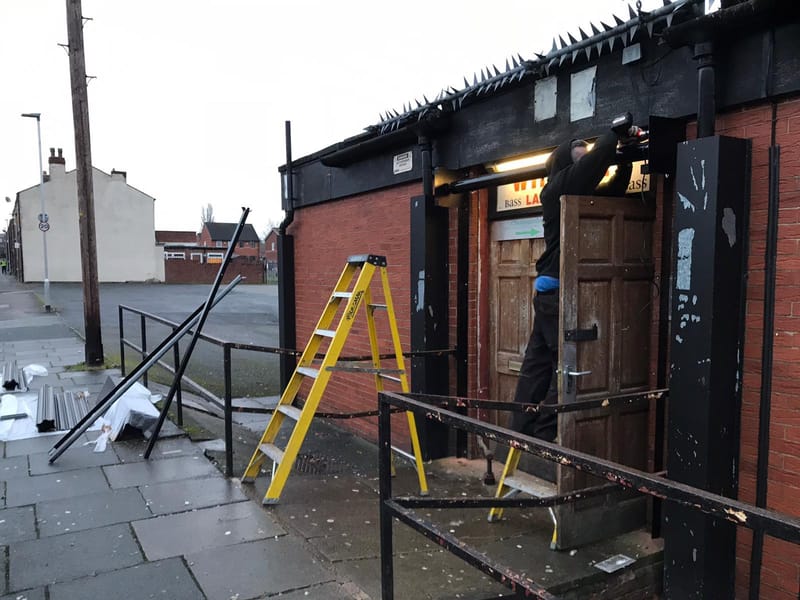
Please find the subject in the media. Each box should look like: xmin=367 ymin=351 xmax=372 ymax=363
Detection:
xmin=488 ymin=448 xmax=559 ymax=549
xmin=242 ymin=254 xmax=429 ymax=504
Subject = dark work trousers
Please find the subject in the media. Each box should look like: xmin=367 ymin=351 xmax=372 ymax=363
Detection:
xmin=511 ymin=290 xmax=559 ymax=441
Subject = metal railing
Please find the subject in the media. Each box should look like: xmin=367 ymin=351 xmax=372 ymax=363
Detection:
xmin=377 ymin=391 xmax=800 ymax=600
xmin=118 ymin=304 xmax=291 ymax=476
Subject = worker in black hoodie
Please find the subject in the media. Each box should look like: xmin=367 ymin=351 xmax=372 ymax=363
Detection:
xmin=510 ymin=123 xmax=640 ymax=442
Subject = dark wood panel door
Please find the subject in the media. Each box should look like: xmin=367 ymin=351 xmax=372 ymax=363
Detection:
xmin=489 ymin=236 xmax=546 ymax=430
xmin=555 ymin=195 xmax=655 ymax=549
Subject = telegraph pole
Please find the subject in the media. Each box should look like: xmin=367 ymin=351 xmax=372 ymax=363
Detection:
xmin=66 ymin=0 xmax=103 ymax=365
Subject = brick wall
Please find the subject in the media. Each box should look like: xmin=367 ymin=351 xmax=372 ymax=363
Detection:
xmin=288 ymin=183 xmax=421 ymax=445
xmin=705 ymin=97 xmax=800 ymax=599
xmin=164 ymin=256 xmax=263 ymax=284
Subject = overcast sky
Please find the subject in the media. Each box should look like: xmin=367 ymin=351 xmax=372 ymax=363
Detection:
xmin=1 ymin=0 xmax=665 ymax=237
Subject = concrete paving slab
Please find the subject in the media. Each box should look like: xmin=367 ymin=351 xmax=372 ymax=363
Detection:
xmin=251 ymin=473 xmax=379 ymax=506
xmin=0 ymin=505 xmax=36 ymax=543
xmin=0 ymin=455 xmax=29 ymax=480
xmin=111 ymin=436 xmax=199 ymax=464
xmin=103 ymin=455 xmax=219 ymax=489
xmin=0 ymin=588 xmax=46 ymax=600
xmin=275 ymin=582 xmax=369 ymax=599
xmin=132 ymin=500 xmax=285 ymax=561
xmin=5 ymin=467 xmax=110 ymax=507
xmin=28 ymin=444 xmax=121 ymax=475
xmin=8 ymin=523 xmax=142 ymax=591
xmin=334 ymin=551 xmax=509 ymax=600
xmin=48 ymin=557 xmax=203 ymax=600
xmin=139 ymin=475 xmax=248 ymax=515
xmin=37 ymin=487 xmax=151 ymax=537
xmin=4 ymin=433 xmax=65 ymax=457
xmin=187 ymin=537 xmax=334 ymax=600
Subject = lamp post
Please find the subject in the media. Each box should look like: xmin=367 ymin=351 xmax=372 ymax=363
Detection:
xmin=21 ymin=112 xmax=50 ymax=311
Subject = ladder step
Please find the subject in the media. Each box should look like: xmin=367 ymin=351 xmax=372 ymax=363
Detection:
xmin=315 ymin=329 xmax=337 ymax=338
xmin=368 ymin=303 xmax=387 ymax=310
xmin=332 ymin=291 xmax=352 ymax=299
xmin=503 ymin=472 xmax=557 ymax=499
xmin=277 ymin=405 xmax=303 ymax=420
xmin=296 ymin=367 xmax=319 ymax=378
xmin=378 ymin=373 xmax=402 ymax=383
xmin=328 ymin=365 xmax=403 ymax=375
xmin=259 ymin=443 xmax=285 ymax=464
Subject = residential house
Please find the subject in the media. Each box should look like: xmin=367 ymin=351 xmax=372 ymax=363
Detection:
xmin=9 ymin=148 xmax=163 ymax=282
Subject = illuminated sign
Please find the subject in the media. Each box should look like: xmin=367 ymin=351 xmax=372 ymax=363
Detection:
xmin=496 ymin=178 xmax=546 ymax=212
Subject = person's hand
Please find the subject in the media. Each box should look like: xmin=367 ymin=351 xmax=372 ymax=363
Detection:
xmin=619 ymin=125 xmax=647 ymax=146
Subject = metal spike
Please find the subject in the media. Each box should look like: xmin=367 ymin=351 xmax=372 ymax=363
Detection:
xmin=666 ymin=13 xmax=674 ymax=26
xmin=614 ymin=14 xmax=624 ymax=26
xmin=629 ymin=4 xmax=637 ymax=19
xmin=568 ymin=32 xmax=578 ymax=45
xmin=451 ymin=99 xmax=458 ymax=111
xmin=518 ymin=53 xmax=524 ymax=64
xmin=551 ymin=38 xmax=558 ymax=53
xmin=423 ymin=94 xmax=430 ymax=104
xmin=630 ymin=24 xmax=639 ymax=40
xmin=600 ymin=21 xmax=613 ymax=31
xmin=415 ymin=99 xmax=422 ymax=108
xmin=545 ymin=64 xmax=551 ymax=76
xmin=505 ymin=58 xmax=511 ymax=71
xmin=618 ymin=33 xmax=628 ymax=47
xmin=578 ymin=27 xmax=589 ymax=40
xmin=663 ymin=0 xmax=670 ymax=5
xmin=493 ymin=81 xmax=502 ymax=92
xmin=535 ymin=53 xmax=545 ymax=60
xmin=647 ymin=20 xmax=655 ymax=37
xmin=591 ymin=22 xmax=601 ymax=35
xmin=512 ymin=55 xmax=520 ymax=68
xmin=559 ymin=54 xmax=568 ymax=67
xmin=584 ymin=46 xmax=592 ymax=61
xmin=493 ymin=64 xmax=501 ymax=76
xmin=473 ymin=73 xmax=478 ymax=86
xmin=559 ymin=35 xmax=568 ymax=49
xmin=464 ymin=76 xmax=470 ymax=88
xmin=596 ymin=40 xmax=604 ymax=55
xmin=572 ymin=49 xmax=580 ymax=63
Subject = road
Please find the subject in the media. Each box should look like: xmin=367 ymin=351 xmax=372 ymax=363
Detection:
xmin=42 ymin=281 xmax=282 ymax=398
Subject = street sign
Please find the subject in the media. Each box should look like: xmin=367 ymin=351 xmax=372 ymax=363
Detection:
xmin=38 ymin=222 xmax=50 ymax=232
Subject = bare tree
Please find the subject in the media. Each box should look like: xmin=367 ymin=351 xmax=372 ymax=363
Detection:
xmin=200 ymin=203 xmax=214 ymax=229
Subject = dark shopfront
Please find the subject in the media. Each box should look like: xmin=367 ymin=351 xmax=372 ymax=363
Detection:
xmin=277 ymin=2 xmax=800 ymax=597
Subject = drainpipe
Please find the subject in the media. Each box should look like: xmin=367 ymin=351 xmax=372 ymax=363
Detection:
xmin=278 ymin=120 xmax=297 ymax=389
xmin=694 ymin=41 xmax=715 ymax=138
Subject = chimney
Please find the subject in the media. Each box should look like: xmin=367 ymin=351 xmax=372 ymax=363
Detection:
xmin=110 ymin=168 xmax=127 ymax=182
xmin=48 ymin=147 xmax=66 ymax=179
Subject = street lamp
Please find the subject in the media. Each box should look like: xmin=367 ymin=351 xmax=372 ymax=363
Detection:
xmin=21 ymin=112 xmax=50 ymax=311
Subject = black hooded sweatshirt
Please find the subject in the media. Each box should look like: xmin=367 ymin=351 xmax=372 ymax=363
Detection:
xmin=535 ymin=130 xmax=632 ymax=280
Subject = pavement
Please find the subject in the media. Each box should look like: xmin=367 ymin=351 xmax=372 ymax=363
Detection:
xmin=0 ymin=277 xmax=663 ymax=600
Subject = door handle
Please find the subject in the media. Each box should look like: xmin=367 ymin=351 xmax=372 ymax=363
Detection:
xmin=567 ymin=370 xmax=592 ymax=377
xmin=560 ymin=367 xmax=592 ymax=394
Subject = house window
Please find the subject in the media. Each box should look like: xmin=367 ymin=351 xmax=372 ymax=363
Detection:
xmin=216 ymin=241 xmax=223 ymax=247
xmin=165 ymin=251 xmax=186 ymax=260
xmin=207 ymin=252 xmax=224 ymax=264
xmin=271 ymin=242 xmax=275 ymax=251
xmin=250 ymin=241 xmax=256 ymax=248
xmin=190 ymin=252 xmax=203 ymax=263
xmin=239 ymin=241 xmax=245 ymax=248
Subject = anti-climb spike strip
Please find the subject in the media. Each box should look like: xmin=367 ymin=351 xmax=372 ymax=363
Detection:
xmin=572 ymin=49 xmax=580 ymax=63
xmin=493 ymin=64 xmax=501 ymax=76
xmin=629 ymin=4 xmax=638 ymax=18
xmin=517 ymin=53 xmax=524 ymax=63
xmin=473 ymin=73 xmax=478 ymax=86
xmin=559 ymin=35 xmax=568 ymax=49
xmin=584 ymin=46 xmax=592 ymax=61
xmin=568 ymin=32 xmax=578 ymax=45
xmin=578 ymin=27 xmax=589 ymax=40
xmin=506 ymin=58 xmax=511 ymax=70
xmin=614 ymin=14 xmax=625 ymax=26
xmin=551 ymin=38 xmax=558 ymax=53
xmin=601 ymin=20 xmax=613 ymax=31
xmin=647 ymin=20 xmax=655 ymax=37
xmin=591 ymin=22 xmax=601 ymax=35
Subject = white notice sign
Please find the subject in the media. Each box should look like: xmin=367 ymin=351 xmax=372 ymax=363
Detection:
xmin=393 ymin=151 xmax=413 ymax=175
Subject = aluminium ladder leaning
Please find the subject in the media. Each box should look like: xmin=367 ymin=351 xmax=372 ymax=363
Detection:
xmin=242 ymin=254 xmax=429 ymax=504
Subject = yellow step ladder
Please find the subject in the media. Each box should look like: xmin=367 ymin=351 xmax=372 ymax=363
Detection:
xmin=242 ymin=254 xmax=429 ymax=504
xmin=489 ymin=447 xmax=559 ymax=549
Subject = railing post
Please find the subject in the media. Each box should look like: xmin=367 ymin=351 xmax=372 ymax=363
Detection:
xmin=140 ymin=314 xmax=148 ymax=388
xmin=223 ymin=343 xmax=233 ymax=477
xmin=378 ymin=392 xmax=394 ymax=600
xmin=118 ymin=306 xmax=125 ymax=377
xmin=173 ymin=328 xmax=182 ymax=427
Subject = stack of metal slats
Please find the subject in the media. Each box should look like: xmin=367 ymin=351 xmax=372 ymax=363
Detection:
xmin=2 ymin=360 xmax=26 ymax=391
xmin=36 ymin=385 xmax=93 ymax=432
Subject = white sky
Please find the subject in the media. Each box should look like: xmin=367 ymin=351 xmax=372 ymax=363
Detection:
xmin=0 ymin=0 xmax=664 ymax=237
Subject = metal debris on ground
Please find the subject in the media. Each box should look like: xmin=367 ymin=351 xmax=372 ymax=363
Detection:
xmin=36 ymin=384 xmax=93 ymax=432
xmin=594 ymin=554 xmax=635 ymax=573
xmin=2 ymin=360 xmax=25 ymax=391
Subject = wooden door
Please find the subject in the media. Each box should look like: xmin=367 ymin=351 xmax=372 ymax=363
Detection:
xmin=555 ymin=195 xmax=655 ymax=549
xmin=489 ymin=235 xmax=546 ymax=430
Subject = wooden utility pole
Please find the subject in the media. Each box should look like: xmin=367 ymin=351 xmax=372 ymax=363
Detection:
xmin=66 ymin=0 xmax=103 ymax=365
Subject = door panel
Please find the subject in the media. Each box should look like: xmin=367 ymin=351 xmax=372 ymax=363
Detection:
xmin=556 ymin=195 xmax=655 ymax=549
xmin=489 ymin=235 xmax=545 ymax=430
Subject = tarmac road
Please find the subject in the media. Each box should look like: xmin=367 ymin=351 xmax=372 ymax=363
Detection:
xmin=37 ymin=281 xmax=282 ymax=399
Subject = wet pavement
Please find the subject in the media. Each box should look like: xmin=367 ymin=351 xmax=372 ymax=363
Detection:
xmin=0 ymin=276 xmax=663 ymax=599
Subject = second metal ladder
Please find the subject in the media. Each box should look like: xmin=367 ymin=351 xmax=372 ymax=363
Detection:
xmin=242 ymin=254 xmax=429 ymax=504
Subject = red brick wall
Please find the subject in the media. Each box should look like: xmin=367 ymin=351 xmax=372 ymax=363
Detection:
xmin=704 ymin=97 xmax=800 ymax=599
xmin=288 ymin=183 xmax=421 ymax=444
xmin=164 ymin=256 xmax=263 ymax=284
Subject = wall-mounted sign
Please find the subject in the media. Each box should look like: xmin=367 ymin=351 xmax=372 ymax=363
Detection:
xmin=492 ymin=216 xmax=544 ymax=241
xmin=496 ymin=178 xmax=545 ymax=213
xmin=626 ymin=161 xmax=650 ymax=194
xmin=393 ymin=151 xmax=413 ymax=175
